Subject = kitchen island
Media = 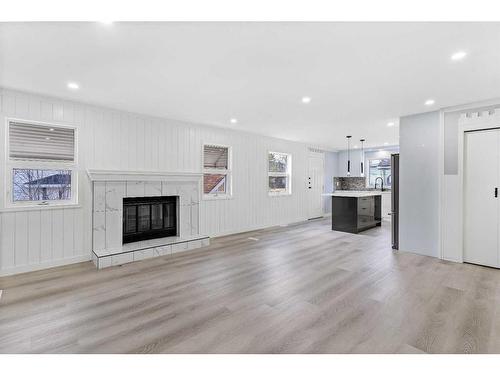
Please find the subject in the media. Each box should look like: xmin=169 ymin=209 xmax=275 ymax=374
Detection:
xmin=323 ymin=191 xmax=382 ymax=233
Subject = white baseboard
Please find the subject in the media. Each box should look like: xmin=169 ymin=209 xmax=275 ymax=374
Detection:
xmin=442 ymin=256 xmax=463 ymax=264
xmin=209 ymin=215 xmax=326 ymax=238
xmin=0 ymin=255 xmax=91 ymax=277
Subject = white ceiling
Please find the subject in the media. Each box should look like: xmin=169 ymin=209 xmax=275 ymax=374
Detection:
xmin=1 ymin=22 xmax=500 ymax=150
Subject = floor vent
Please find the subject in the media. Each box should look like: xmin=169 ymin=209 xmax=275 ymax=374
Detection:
xmin=308 ymin=216 xmax=323 ymax=221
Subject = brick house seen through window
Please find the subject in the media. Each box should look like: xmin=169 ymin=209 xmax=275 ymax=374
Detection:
xmin=203 ymin=144 xmax=231 ymax=198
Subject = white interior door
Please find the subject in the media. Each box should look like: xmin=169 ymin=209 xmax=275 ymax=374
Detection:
xmin=464 ymin=129 xmax=499 ymax=268
xmin=307 ymin=151 xmax=325 ymax=219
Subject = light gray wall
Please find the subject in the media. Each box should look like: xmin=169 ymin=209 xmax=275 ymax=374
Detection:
xmin=323 ymin=151 xmax=338 ymax=213
xmin=399 ymin=110 xmax=440 ymax=257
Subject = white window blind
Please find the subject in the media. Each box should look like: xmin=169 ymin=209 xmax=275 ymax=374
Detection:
xmin=203 ymin=145 xmax=228 ymax=169
xmin=9 ymin=121 xmax=75 ymax=161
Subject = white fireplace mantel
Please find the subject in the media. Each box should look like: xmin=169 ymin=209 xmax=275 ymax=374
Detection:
xmin=88 ymin=169 xmax=208 ymax=269
xmin=87 ymin=169 xmax=202 ymax=183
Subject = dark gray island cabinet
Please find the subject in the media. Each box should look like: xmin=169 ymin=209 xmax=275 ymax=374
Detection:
xmin=323 ymin=192 xmax=382 ymax=234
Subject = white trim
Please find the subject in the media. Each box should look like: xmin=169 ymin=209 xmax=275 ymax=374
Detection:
xmin=0 ymin=254 xmax=91 ymax=277
xmin=202 ymin=194 xmax=234 ymax=201
xmin=0 ymin=203 xmax=81 ymax=213
xmin=268 ymin=192 xmax=293 ymax=197
xmin=442 ymin=98 xmax=500 ymax=113
xmin=87 ymin=169 xmax=202 ymax=182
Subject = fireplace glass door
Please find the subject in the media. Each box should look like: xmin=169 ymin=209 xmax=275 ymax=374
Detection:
xmin=122 ymin=196 xmax=177 ymax=244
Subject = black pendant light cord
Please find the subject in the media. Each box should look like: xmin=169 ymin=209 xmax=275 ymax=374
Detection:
xmin=360 ymin=139 xmax=365 ymax=176
xmin=346 ymin=136 xmax=352 ymax=176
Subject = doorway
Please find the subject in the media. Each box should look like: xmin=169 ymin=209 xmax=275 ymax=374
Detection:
xmin=463 ymin=128 xmax=500 ymax=268
xmin=307 ymin=150 xmax=325 ymax=219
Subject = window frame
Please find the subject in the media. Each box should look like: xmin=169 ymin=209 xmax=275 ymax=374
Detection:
xmin=4 ymin=118 xmax=79 ymax=209
xmin=367 ymin=157 xmax=392 ymax=189
xmin=268 ymin=151 xmax=292 ymax=196
xmin=202 ymin=143 xmax=232 ymax=200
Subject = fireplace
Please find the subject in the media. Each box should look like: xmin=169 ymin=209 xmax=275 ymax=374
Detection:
xmin=122 ymin=196 xmax=177 ymax=244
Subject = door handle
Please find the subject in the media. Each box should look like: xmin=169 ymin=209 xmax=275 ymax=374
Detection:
xmin=495 ymin=187 xmax=498 ymax=198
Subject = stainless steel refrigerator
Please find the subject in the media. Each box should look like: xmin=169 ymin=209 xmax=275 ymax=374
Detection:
xmin=391 ymin=153 xmax=399 ymax=250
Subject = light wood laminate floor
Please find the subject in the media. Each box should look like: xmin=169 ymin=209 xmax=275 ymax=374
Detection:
xmin=1 ymin=218 xmax=500 ymax=353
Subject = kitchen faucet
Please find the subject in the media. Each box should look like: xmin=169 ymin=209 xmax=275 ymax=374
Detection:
xmin=374 ymin=177 xmax=384 ymax=191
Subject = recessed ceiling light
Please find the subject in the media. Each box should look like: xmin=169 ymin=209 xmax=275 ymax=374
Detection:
xmin=49 ymin=128 xmax=54 ymax=131
xmin=425 ymin=99 xmax=435 ymax=106
xmin=387 ymin=122 xmax=395 ymax=127
xmin=230 ymin=118 xmax=238 ymax=124
xmin=67 ymin=82 xmax=79 ymax=90
xmin=45 ymin=137 xmax=50 ymax=140
xmin=384 ymin=142 xmax=389 ymax=145
xmin=451 ymin=51 xmax=467 ymax=61
xmin=301 ymin=96 xmax=311 ymax=104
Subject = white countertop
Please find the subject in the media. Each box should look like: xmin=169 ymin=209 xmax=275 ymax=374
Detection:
xmin=322 ymin=190 xmax=383 ymax=198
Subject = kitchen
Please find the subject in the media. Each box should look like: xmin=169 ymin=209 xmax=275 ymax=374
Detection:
xmin=323 ymin=138 xmax=399 ymax=247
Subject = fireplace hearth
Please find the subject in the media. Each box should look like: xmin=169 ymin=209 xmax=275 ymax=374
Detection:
xmin=123 ymin=196 xmax=177 ymax=244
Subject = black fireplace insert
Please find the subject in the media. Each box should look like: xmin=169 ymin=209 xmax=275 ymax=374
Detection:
xmin=122 ymin=196 xmax=177 ymax=244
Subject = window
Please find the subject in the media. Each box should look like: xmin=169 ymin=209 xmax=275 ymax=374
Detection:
xmin=6 ymin=120 xmax=77 ymax=207
xmin=268 ymin=151 xmax=291 ymax=195
xmin=13 ymin=169 xmax=71 ymax=202
xmin=203 ymin=144 xmax=231 ymax=198
xmin=368 ymin=158 xmax=392 ymax=188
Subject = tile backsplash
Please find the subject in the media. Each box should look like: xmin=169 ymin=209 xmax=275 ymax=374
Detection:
xmin=333 ymin=177 xmax=368 ymax=191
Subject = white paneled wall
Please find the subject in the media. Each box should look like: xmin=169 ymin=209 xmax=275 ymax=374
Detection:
xmin=0 ymin=88 xmax=319 ymax=275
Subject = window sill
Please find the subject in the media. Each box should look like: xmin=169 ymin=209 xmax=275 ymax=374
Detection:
xmin=0 ymin=203 xmax=81 ymax=213
xmin=202 ymin=194 xmax=233 ymax=201
xmin=268 ymin=192 xmax=292 ymax=197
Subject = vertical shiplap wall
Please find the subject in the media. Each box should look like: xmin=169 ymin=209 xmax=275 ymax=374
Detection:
xmin=0 ymin=88 xmax=318 ymax=275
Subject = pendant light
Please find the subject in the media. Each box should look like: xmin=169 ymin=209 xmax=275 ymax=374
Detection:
xmin=346 ymin=135 xmax=352 ymax=176
xmin=360 ymin=139 xmax=365 ymax=177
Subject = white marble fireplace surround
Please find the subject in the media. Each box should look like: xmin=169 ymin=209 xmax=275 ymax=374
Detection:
xmin=88 ymin=170 xmax=210 ymax=269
